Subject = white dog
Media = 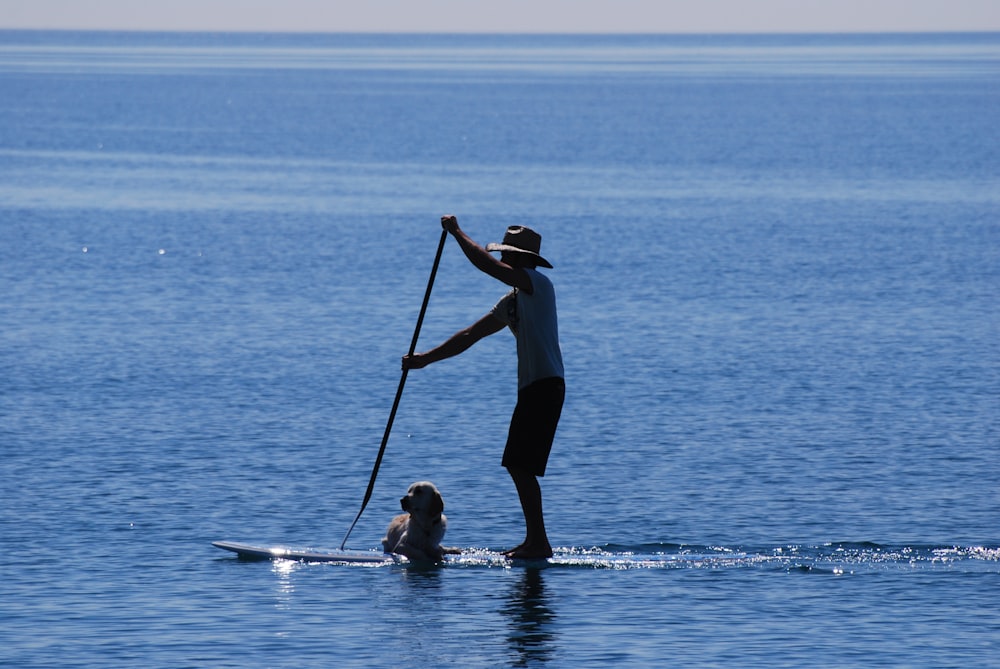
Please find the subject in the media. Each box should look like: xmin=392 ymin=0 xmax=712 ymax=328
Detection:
xmin=381 ymin=481 xmax=458 ymax=562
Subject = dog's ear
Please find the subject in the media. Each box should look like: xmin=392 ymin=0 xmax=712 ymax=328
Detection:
xmin=430 ymin=490 xmax=444 ymax=517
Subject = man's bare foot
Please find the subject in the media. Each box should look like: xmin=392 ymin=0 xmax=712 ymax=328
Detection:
xmin=502 ymin=543 xmax=524 ymax=557
xmin=505 ymin=544 xmax=553 ymax=560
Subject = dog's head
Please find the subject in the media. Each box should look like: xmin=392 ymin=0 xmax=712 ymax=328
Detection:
xmin=400 ymin=481 xmax=444 ymax=524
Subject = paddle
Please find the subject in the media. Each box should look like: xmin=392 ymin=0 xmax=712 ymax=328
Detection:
xmin=339 ymin=228 xmax=449 ymax=550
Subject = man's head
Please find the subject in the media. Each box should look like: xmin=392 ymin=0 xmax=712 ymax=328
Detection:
xmin=486 ymin=225 xmax=553 ymax=268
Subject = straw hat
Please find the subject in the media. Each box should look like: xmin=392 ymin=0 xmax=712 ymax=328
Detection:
xmin=485 ymin=226 xmax=553 ymax=268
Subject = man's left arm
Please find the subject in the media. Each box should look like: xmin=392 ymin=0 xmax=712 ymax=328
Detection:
xmin=443 ymin=216 xmax=532 ymax=292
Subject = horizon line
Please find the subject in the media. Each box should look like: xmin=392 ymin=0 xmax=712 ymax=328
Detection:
xmin=3 ymin=27 xmax=1000 ymax=36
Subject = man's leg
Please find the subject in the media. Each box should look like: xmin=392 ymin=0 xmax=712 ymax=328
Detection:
xmin=506 ymin=466 xmax=553 ymax=559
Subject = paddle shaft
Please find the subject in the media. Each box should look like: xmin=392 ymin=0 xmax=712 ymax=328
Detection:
xmin=340 ymin=228 xmax=449 ymax=550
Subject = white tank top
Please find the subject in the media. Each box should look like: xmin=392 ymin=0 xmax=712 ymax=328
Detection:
xmin=491 ymin=268 xmax=564 ymax=389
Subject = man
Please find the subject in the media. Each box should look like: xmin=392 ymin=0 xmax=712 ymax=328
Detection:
xmin=402 ymin=215 xmax=565 ymax=559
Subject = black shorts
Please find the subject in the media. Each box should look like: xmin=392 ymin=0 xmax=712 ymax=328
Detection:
xmin=502 ymin=376 xmax=565 ymax=477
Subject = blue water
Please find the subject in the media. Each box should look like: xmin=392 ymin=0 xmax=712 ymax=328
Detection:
xmin=1 ymin=30 xmax=998 ymax=667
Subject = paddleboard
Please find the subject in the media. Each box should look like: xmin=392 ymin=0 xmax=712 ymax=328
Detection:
xmin=212 ymin=540 xmax=727 ymax=568
xmin=213 ymin=540 xmax=396 ymax=564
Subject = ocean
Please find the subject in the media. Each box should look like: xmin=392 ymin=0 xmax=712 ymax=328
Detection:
xmin=1 ymin=30 xmax=998 ymax=667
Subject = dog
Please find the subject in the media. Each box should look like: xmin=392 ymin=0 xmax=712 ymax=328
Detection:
xmin=381 ymin=481 xmax=459 ymax=562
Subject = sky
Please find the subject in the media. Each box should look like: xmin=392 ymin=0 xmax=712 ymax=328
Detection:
xmin=1 ymin=0 xmax=999 ymax=33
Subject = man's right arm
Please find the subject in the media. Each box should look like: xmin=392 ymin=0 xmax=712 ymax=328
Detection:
xmin=402 ymin=312 xmax=506 ymax=370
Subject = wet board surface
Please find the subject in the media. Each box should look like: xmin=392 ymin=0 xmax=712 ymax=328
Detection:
xmin=211 ymin=540 xmax=604 ymax=567
xmin=212 ymin=540 xmax=753 ymax=569
xmin=212 ymin=541 xmax=396 ymax=564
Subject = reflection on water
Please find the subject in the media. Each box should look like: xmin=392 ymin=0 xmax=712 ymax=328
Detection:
xmin=271 ymin=559 xmax=297 ymax=612
xmin=500 ymin=568 xmax=557 ymax=666
xmin=399 ymin=567 xmax=445 ymax=592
